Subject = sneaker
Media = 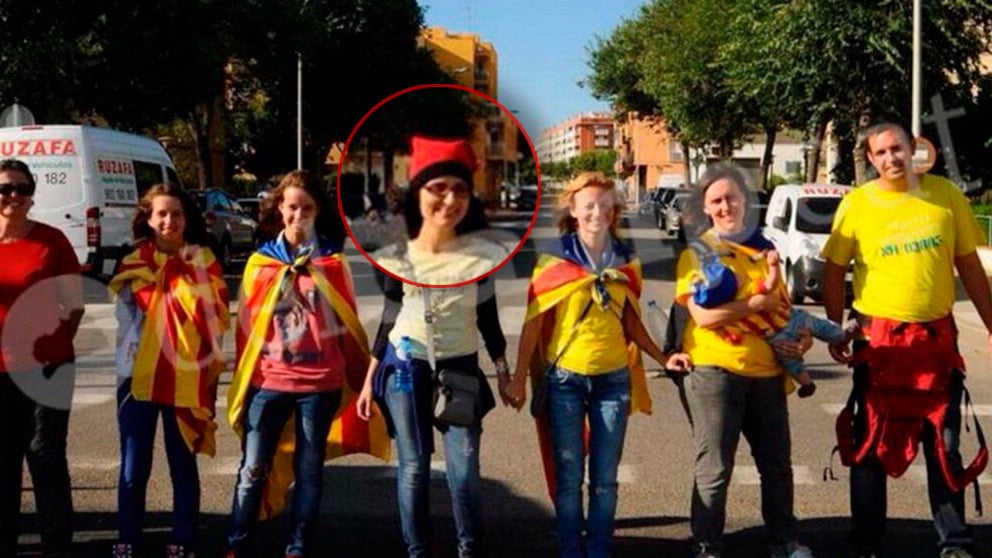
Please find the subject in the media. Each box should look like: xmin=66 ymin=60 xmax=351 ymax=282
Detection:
xmin=165 ymin=544 xmax=194 ymax=558
xmin=111 ymin=543 xmax=133 ymax=558
xmin=771 ymin=542 xmax=816 ymax=558
xmin=941 ymin=549 xmax=974 ymax=558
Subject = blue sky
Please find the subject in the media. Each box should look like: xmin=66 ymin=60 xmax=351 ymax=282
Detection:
xmin=420 ymin=0 xmax=646 ymax=141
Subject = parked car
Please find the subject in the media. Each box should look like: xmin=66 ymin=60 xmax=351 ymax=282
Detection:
xmin=508 ymin=183 xmax=540 ymax=211
xmin=652 ymin=186 xmax=686 ymax=230
xmin=194 ymin=188 xmax=258 ymax=271
xmin=662 ymin=191 xmax=692 ymax=237
xmin=762 ymin=184 xmax=853 ymax=303
xmin=237 ymin=197 xmax=262 ymax=222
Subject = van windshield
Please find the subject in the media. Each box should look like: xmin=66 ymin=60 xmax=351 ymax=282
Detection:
xmin=796 ymin=197 xmax=842 ymax=234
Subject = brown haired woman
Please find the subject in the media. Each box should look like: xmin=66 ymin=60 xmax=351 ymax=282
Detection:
xmin=0 ymin=158 xmax=83 ymax=558
xmin=108 ymin=183 xmax=229 ymax=558
xmin=225 ymin=170 xmax=387 ymax=558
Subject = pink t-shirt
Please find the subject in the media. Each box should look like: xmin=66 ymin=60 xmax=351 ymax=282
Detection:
xmin=252 ymin=271 xmax=345 ymax=392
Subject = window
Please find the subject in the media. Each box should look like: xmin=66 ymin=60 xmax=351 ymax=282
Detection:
xmin=780 ymin=199 xmax=793 ymax=231
xmin=208 ymin=191 xmax=232 ymax=211
xmin=796 ymin=197 xmax=842 ymax=234
xmin=669 ymin=141 xmax=683 ymax=162
xmin=785 ymin=161 xmax=801 ymax=175
xmin=166 ymin=167 xmax=182 ymax=187
xmin=133 ymin=161 xmax=163 ymax=198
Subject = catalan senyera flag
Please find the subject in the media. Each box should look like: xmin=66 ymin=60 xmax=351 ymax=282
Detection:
xmin=108 ymin=242 xmax=230 ymax=456
xmin=228 ymin=246 xmax=391 ymax=520
xmin=525 ymin=245 xmax=651 ymax=500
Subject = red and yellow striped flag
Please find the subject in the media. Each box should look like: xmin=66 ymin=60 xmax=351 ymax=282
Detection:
xmin=109 ymin=242 xmax=230 ymax=456
xmin=228 ymin=250 xmax=390 ymax=519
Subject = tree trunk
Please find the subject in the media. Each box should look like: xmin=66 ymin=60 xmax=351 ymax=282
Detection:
xmin=805 ymin=119 xmax=827 ymax=183
xmin=853 ymin=108 xmax=872 ymax=185
xmin=187 ymin=102 xmax=214 ymax=189
xmin=759 ymin=124 xmax=776 ymax=191
xmin=681 ymin=141 xmax=692 ymax=186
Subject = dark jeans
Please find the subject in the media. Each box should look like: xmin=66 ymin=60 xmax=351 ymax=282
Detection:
xmin=227 ymin=387 xmax=340 ymax=557
xmin=116 ymin=379 xmax=200 ymax=549
xmin=850 ymin=367 xmax=972 ymax=554
xmin=0 ymin=373 xmax=73 ymax=557
xmin=685 ymin=367 xmax=799 ymax=555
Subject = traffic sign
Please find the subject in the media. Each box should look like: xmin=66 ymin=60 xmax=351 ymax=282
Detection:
xmin=0 ymin=103 xmax=36 ymax=127
xmin=911 ymin=135 xmax=937 ymax=174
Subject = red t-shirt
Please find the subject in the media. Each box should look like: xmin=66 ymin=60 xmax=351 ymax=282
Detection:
xmin=252 ymin=271 xmax=345 ymax=392
xmin=0 ymin=222 xmax=81 ymax=373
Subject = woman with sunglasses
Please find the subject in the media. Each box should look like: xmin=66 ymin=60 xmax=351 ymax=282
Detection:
xmin=356 ymin=136 xmax=511 ymax=558
xmin=0 ymin=158 xmax=83 ymax=558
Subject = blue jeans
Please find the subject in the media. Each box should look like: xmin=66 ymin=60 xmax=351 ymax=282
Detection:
xmin=850 ymin=367 xmax=972 ymax=554
xmin=117 ymin=379 xmax=200 ymax=549
xmin=384 ymin=369 xmax=482 ymax=558
xmin=547 ymin=367 xmax=630 ymax=558
xmin=227 ymin=387 xmax=340 ymax=557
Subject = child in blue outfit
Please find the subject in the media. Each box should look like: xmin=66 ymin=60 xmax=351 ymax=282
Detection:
xmin=689 ymin=230 xmax=853 ymax=398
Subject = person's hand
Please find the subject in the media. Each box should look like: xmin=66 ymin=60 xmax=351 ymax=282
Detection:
xmin=772 ymin=328 xmax=813 ymax=359
xmin=748 ymin=293 xmax=785 ymax=314
xmin=497 ymin=373 xmax=515 ymax=407
xmin=766 ymin=250 xmax=780 ymax=267
xmin=828 ymin=340 xmax=853 ymax=364
xmin=665 ymin=353 xmax=693 ymax=374
xmin=356 ymin=383 xmax=375 ymax=421
xmin=506 ymin=373 xmax=527 ymax=411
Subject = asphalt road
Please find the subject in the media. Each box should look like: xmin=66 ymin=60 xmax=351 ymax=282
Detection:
xmin=18 ymin=196 xmax=992 ymax=557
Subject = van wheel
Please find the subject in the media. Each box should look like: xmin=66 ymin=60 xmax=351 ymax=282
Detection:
xmin=786 ymin=263 xmax=804 ymax=305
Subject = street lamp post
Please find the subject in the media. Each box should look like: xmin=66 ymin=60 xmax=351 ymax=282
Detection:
xmin=912 ymin=0 xmax=922 ymax=137
xmin=297 ymin=53 xmax=303 ymax=170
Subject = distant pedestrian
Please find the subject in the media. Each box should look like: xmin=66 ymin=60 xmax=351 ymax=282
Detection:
xmin=508 ymin=171 xmax=689 ymax=558
xmin=109 ymin=183 xmax=229 ymax=558
xmin=0 ymin=158 xmax=83 ymax=558
xmin=823 ymin=120 xmax=992 ymax=558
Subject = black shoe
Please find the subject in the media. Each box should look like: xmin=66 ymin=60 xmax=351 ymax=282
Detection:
xmin=798 ymin=382 xmax=816 ymax=398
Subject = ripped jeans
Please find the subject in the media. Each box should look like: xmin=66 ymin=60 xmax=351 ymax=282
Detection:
xmin=547 ymin=367 xmax=630 ymax=558
xmin=384 ymin=370 xmax=483 ymax=558
xmin=227 ymin=387 xmax=340 ymax=557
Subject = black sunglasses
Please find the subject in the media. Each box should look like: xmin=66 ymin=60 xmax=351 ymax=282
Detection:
xmin=0 ymin=182 xmax=33 ymax=197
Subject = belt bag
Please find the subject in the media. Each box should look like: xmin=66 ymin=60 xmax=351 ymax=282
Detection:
xmin=434 ymin=367 xmax=481 ymax=427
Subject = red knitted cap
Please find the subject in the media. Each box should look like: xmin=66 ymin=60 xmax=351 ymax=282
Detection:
xmin=408 ymin=136 xmax=477 ymax=187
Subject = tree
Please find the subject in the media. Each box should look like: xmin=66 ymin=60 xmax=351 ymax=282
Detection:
xmin=570 ymin=150 xmax=617 ymax=177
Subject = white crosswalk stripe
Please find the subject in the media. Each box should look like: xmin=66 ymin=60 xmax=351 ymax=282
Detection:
xmin=732 ymin=465 xmax=817 ymax=486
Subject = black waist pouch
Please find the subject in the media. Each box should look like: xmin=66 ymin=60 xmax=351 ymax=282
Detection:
xmin=434 ymin=368 xmax=482 ymax=427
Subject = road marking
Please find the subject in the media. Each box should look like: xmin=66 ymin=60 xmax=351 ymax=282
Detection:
xmin=72 ymin=392 xmax=115 ymax=408
xmin=70 ymin=457 xmax=118 ymax=471
xmin=733 ymin=465 xmax=815 ymax=485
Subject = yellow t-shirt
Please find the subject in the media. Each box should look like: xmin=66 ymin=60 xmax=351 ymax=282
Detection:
xmin=820 ymin=175 xmax=981 ymax=322
xmin=675 ymin=241 xmax=783 ymax=377
xmin=547 ymin=281 xmax=630 ymax=375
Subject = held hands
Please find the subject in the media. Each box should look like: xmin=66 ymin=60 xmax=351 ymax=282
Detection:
xmin=502 ymin=369 xmax=528 ymax=412
xmin=665 ymin=352 xmax=693 ymax=374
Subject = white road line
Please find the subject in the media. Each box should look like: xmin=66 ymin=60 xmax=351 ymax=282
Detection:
xmin=72 ymin=392 xmax=115 ymax=408
xmin=733 ymin=465 xmax=815 ymax=485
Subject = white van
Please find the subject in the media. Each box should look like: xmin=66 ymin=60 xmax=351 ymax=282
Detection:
xmin=0 ymin=125 xmax=180 ymax=277
xmin=762 ymin=184 xmax=852 ymax=303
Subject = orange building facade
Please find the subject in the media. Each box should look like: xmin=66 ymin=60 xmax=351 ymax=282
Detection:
xmin=615 ymin=113 xmax=688 ymax=203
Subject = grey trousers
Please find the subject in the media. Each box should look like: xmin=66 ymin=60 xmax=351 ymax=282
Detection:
xmin=686 ymin=367 xmax=798 ymax=553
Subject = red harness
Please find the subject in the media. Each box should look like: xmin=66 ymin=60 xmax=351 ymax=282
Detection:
xmin=835 ymin=315 xmax=987 ymax=493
